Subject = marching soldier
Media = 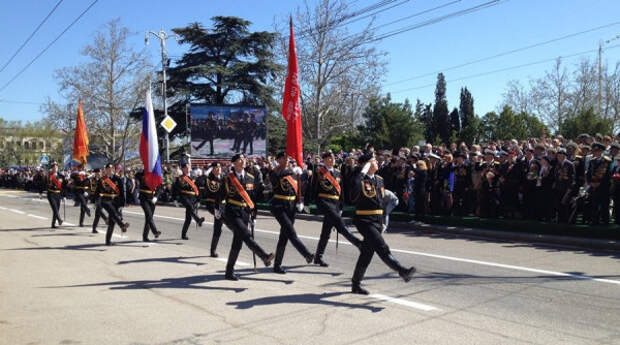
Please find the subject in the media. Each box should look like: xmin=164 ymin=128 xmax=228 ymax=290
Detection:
xmin=70 ymin=165 xmax=91 ymax=227
xmin=311 ymin=151 xmax=362 ymax=267
xmin=586 ymin=142 xmax=612 ymax=225
xmin=204 ymin=162 xmax=225 ymax=257
xmin=269 ymin=152 xmax=315 ymax=274
xmin=135 ymin=171 xmax=162 ymax=242
xmin=96 ymin=163 xmax=129 ymax=245
xmin=349 ymin=153 xmax=415 ymax=295
xmin=173 ymin=162 xmax=205 ymax=240
xmin=194 ymin=112 xmax=218 ymax=156
xmin=242 ymin=113 xmax=257 ymax=155
xmin=221 ymin=154 xmax=274 ymax=281
xmin=90 ymin=168 xmax=108 ymax=233
xmin=46 ymin=161 xmax=64 ymax=228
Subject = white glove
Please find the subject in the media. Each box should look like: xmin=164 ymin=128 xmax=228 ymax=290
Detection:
xmin=339 ymin=210 xmax=343 ymax=217
xmin=296 ymin=202 xmax=304 ymax=212
xmin=83 ymin=192 xmax=88 ymax=197
xmin=361 ymin=162 xmax=371 ymax=175
xmin=214 ymin=208 xmax=221 ymax=219
xmin=62 ymin=197 xmax=66 ymax=202
xmin=152 ymin=197 xmax=158 ymax=204
xmin=292 ymin=166 xmax=303 ymax=176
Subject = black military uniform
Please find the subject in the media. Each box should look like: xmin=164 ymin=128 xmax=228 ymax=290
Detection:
xmin=498 ymin=152 xmax=523 ymax=218
xmin=96 ymin=165 xmax=129 ymax=245
xmin=46 ymin=162 xmax=65 ymax=228
xmin=136 ymin=171 xmax=162 ymax=242
xmin=311 ymin=152 xmax=362 ymax=267
xmin=70 ymin=169 xmax=91 ymax=227
xmin=269 ymin=153 xmax=314 ymax=274
xmin=194 ymin=113 xmax=218 ymax=156
xmin=204 ymin=163 xmax=225 ymax=257
xmin=553 ymin=149 xmax=576 ymax=223
xmin=349 ymin=154 xmax=415 ymax=295
xmin=221 ymin=154 xmax=274 ymax=281
xmin=242 ymin=115 xmax=257 ymax=155
xmin=586 ymin=142 xmax=612 ymax=225
xmin=173 ymin=165 xmax=205 ymax=240
xmin=90 ymin=169 xmax=108 ymax=233
xmin=451 ymin=152 xmax=471 ymax=216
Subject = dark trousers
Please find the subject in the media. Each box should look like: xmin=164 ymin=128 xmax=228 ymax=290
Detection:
xmin=75 ymin=191 xmax=90 ymax=226
xmin=195 ymin=137 xmax=214 ymax=155
xmin=140 ymin=198 xmax=159 ymax=239
xmin=590 ymin=186 xmax=610 ymax=225
xmin=315 ymin=199 xmax=361 ymax=257
xmin=224 ymin=206 xmax=268 ymax=274
xmin=242 ymin=137 xmax=253 ymax=154
xmin=271 ymin=202 xmax=311 ymax=268
xmin=352 ymin=216 xmax=407 ymax=285
xmin=101 ymin=199 xmax=124 ymax=244
xmin=206 ymin=203 xmax=223 ymax=254
xmin=554 ymin=189 xmax=571 ymax=223
xmin=47 ymin=192 xmax=62 ymax=226
xmin=180 ymin=195 xmax=201 ymax=237
xmin=92 ymin=200 xmax=108 ymax=231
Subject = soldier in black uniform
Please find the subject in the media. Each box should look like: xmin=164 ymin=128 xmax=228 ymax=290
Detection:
xmin=242 ymin=114 xmax=257 ymax=155
xmin=46 ymin=162 xmax=64 ymax=228
xmin=553 ymin=148 xmax=576 ymax=223
xmin=194 ymin=112 xmax=218 ymax=156
xmin=173 ymin=162 xmax=205 ymax=240
xmin=221 ymin=154 xmax=274 ymax=280
xmin=349 ymin=153 xmax=416 ymax=295
xmin=96 ymin=163 xmax=129 ymax=245
xmin=451 ymin=152 xmax=471 ymax=216
xmin=204 ymin=162 xmax=225 ymax=257
xmin=136 ymin=171 xmax=162 ymax=242
xmin=70 ymin=165 xmax=91 ymax=227
xmin=269 ymin=152 xmax=315 ymax=274
xmin=586 ymin=142 xmax=612 ymax=225
xmin=90 ymin=168 xmax=108 ymax=233
xmin=311 ymin=151 xmax=362 ymax=267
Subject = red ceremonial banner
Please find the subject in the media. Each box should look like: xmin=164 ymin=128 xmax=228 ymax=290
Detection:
xmin=282 ymin=17 xmax=303 ymax=167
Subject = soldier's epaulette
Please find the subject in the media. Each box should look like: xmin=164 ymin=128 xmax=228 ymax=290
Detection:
xmin=604 ymin=156 xmax=611 ymax=162
xmin=376 ymin=175 xmax=383 ymax=181
xmin=493 ymin=161 xmax=500 ymax=165
xmin=575 ymin=155 xmax=583 ymax=159
xmin=246 ymin=173 xmax=254 ymax=179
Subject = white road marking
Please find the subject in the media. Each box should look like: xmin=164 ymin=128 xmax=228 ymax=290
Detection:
xmin=63 ymin=222 xmax=76 ymax=226
xmin=27 ymin=214 xmax=47 ymax=220
xmin=9 ymin=208 xmax=26 ymax=214
xmin=6 ymin=199 xmax=620 ymax=287
xmin=0 ymin=206 xmax=6 ymax=210
xmin=370 ymin=294 xmax=441 ymax=311
xmin=215 ymin=258 xmax=250 ymax=266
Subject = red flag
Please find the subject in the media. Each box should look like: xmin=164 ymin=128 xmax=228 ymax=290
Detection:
xmin=282 ymin=17 xmax=303 ymax=167
xmin=73 ymin=102 xmax=89 ymax=166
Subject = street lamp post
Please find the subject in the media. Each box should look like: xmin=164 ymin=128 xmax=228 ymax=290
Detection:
xmin=598 ymin=34 xmax=620 ymax=116
xmin=145 ymin=29 xmax=175 ymax=162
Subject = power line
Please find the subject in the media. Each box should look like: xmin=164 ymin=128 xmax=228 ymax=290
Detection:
xmin=366 ymin=0 xmax=503 ymax=43
xmin=390 ymin=44 xmax=620 ymax=94
xmin=0 ymin=0 xmax=98 ymax=94
xmin=386 ymin=20 xmax=620 ymax=86
xmin=0 ymin=0 xmax=64 ymax=74
xmin=0 ymin=99 xmax=43 ymax=105
xmin=370 ymin=0 xmax=463 ymax=32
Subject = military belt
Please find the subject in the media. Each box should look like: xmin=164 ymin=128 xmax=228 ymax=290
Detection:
xmin=140 ymin=189 xmax=155 ymax=194
xmin=48 ymin=190 xmax=61 ymax=193
xmin=227 ymin=199 xmax=248 ymax=208
xmin=355 ymin=209 xmax=383 ymax=216
xmin=274 ymin=194 xmax=296 ymax=201
xmin=75 ymin=186 xmax=88 ymax=190
xmin=318 ymin=193 xmax=339 ymax=200
xmin=100 ymin=193 xmax=118 ymax=198
xmin=181 ymin=190 xmax=197 ymax=195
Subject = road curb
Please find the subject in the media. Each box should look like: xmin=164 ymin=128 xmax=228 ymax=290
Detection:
xmin=256 ymin=210 xmax=620 ymax=252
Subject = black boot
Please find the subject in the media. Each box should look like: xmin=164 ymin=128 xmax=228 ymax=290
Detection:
xmin=305 ymin=253 xmax=315 ymax=264
xmin=225 ymin=273 xmax=239 ymax=281
xmin=274 ymin=266 xmax=286 ymax=274
xmin=351 ymin=283 xmax=369 ymax=295
xmin=314 ymin=254 xmax=329 ymax=267
xmin=399 ymin=266 xmax=416 ymax=282
xmin=262 ymin=253 xmax=274 ymax=267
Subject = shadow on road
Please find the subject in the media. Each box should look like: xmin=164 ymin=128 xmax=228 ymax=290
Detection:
xmin=5 ymin=240 xmax=150 ymax=252
xmin=226 ymin=291 xmax=384 ymax=313
xmin=117 ymin=256 xmax=210 ymax=266
xmin=43 ymin=274 xmax=247 ymax=293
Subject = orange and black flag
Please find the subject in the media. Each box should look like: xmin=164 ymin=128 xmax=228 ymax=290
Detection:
xmin=72 ymin=102 xmax=89 ymax=166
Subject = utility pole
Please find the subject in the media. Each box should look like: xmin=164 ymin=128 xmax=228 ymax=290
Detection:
xmin=598 ymin=34 xmax=620 ymax=117
xmin=145 ymin=29 xmax=175 ymax=162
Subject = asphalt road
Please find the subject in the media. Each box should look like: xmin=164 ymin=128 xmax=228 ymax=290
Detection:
xmin=1 ymin=189 xmax=619 ymax=345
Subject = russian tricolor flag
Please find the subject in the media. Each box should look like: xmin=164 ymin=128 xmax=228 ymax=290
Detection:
xmin=139 ymin=88 xmax=163 ymax=190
